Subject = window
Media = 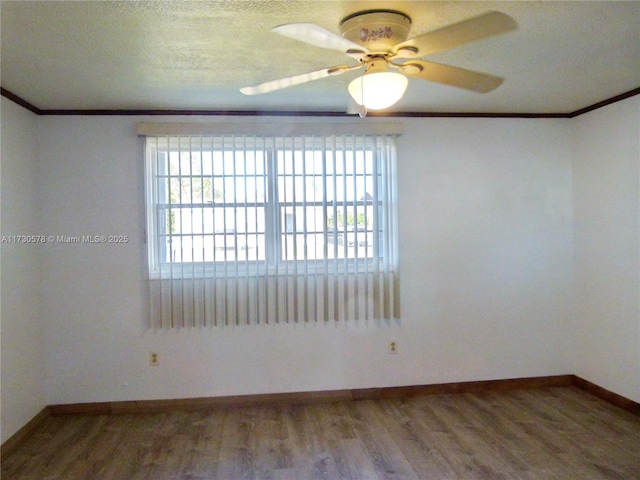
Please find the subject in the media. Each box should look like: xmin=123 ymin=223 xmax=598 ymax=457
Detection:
xmin=142 ymin=125 xmax=399 ymax=327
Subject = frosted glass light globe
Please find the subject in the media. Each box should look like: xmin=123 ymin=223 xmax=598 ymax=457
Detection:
xmin=348 ymin=72 xmax=408 ymax=110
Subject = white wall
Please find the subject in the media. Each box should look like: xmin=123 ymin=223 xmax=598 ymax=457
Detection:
xmin=0 ymin=98 xmax=47 ymax=442
xmin=572 ymin=96 xmax=640 ymax=402
xmin=399 ymin=118 xmax=575 ymax=384
xmin=32 ymin=115 xmax=575 ymax=405
xmin=5 ymin=95 xmax=639 ymax=440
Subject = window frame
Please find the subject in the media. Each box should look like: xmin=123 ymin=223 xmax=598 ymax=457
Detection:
xmin=144 ymin=133 xmax=396 ymax=280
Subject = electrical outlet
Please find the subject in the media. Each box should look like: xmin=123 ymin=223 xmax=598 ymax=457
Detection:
xmin=149 ymin=352 xmax=159 ymax=366
xmin=388 ymin=341 xmax=398 ymax=354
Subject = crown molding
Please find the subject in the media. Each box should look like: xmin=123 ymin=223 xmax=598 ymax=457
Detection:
xmin=2 ymin=87 xmax=639 ymax=119
xmin=567 ymin=87 xmax=640 ymax=117
xmin=0 ymin=88 xmax=42 ymax=114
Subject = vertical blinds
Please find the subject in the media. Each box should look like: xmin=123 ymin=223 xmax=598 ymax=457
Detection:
xmin=143 ymin=128 xmax=399 ymax=328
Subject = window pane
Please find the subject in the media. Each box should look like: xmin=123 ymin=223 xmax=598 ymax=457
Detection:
xmin=276 ymin=142 xmax=380 ymax=262
xmin=148 ymin=135 xmax=393 ymax=269
xmin=160 ymin=206 xmax=266 ymax=263
xmin=279 ymin=201 xmax=377 ymax=261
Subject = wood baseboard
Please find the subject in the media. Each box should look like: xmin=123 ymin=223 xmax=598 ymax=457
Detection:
xmin=571 ymin=375 xmax=640 ymax=414
xmin=1 ymin=406 xmax=51 ymax=458
xmin=47 ymin=375 xmax=640 ymax=417
xmin=6 ymin=375 xmax=637 ymax=457
xmin=49 ymin=375 xmax=575 ymax=416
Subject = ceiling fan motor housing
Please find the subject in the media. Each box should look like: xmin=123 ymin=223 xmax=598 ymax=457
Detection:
xmin=340 ymin=10 xmax=411 ymax=53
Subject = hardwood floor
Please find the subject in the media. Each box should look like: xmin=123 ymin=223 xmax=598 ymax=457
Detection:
xmin=2 ymin=386 xmax=640 ymax=479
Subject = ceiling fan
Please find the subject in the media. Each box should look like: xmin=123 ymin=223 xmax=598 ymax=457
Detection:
xmin=239 ymin=9 xmax=517 ymax=115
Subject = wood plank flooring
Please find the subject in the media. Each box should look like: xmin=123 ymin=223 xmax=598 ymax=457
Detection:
xmin=2 ymin=386 xmax=640 ymax=479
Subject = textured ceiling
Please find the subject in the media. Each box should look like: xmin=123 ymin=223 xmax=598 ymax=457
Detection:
xmin=1 ymin=1 xmax=639 ymax=114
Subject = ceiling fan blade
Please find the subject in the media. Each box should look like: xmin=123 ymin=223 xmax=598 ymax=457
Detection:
xmin=401 ymin=60 xmax=504 ymax=93
xmin=240 ymin=65 xmax=359 ymax=96
xmin=393 ymin=11 xmax=517 ymax=58
xmin=272 ymin=23 xmax=368 ymax=54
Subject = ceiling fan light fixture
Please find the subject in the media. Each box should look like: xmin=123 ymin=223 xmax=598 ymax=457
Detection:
xmin=348 ymin=71 xmax=408 ymax=110
xmin=242 ymin=11 xmax=516 ymax=105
